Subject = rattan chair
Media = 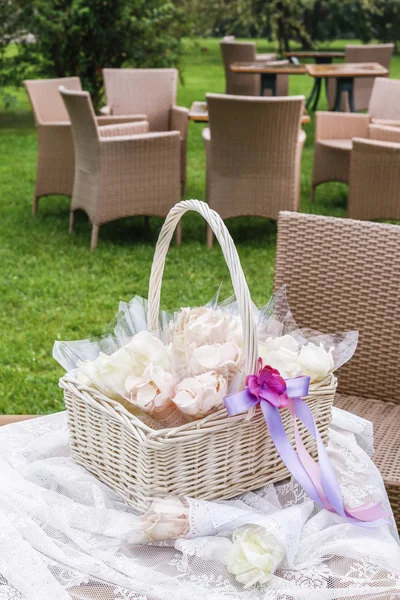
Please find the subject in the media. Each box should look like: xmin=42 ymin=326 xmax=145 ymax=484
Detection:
xmin=203 ymin=94 xmax=305 ymax=247
xmin=24 ymin=77 xmax=146 ymax=215
xmin=311 ymin=77 xmax=400 ymax=202
xmin=101 ymin=68 xmax=189 ymax=194
xmin=327 ymin=43 xmax=394 ymax=112
xmin=347 ymin=124 xmax=400 ymax=221
xmin=59 ymin=87 xmax=181 ymax=250
xmin=274 ymin=211 xmax=400 ymax=529
xmin=220 ymin=40 xmax=288 ymax=97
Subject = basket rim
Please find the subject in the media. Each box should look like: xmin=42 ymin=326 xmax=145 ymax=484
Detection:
xmin=61 ymin=372 xmax=337 ymax=440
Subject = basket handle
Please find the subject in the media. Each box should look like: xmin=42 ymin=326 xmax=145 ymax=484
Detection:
xmin=147 ymin=200 xmax=258 ymax=376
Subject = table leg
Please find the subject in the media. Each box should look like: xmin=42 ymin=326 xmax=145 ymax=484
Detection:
xmin=306 ymin=78 xmax=322 ymax=111
xmin=260 ymin=73 xmax=276 ymax=96
xmin=333 ymin=77 xmax=355 ymax=112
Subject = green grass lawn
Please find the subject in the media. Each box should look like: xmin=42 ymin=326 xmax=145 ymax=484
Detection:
xmin=1 ymin=38 xmax=399 ymax=414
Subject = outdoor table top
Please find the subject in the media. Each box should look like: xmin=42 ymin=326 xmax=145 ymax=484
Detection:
xmin=285 ymin=51 xmax=345 ymax=58
xmin=230 ymin=61 xmax=307 ymax=75
xmin=306 ymin=62 xmax=388 ymax=78
xmin=188 ymin=101 xmax=311 ymax=124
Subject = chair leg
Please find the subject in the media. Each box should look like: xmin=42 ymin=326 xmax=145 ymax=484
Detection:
xmin=90 ymin=224 xmax=100 ymax=251
xmin=310 ymin=185 xmax=316 ymax=203
xmin=176 ymin=221 xmax=182 ymax=245
xmin=32 ymin=196 xmax=39 ymax=216
xmin=207 ymin=224 xmax=213 ymax=249
xmin=69 ymin=211 xmax=75 ymax=234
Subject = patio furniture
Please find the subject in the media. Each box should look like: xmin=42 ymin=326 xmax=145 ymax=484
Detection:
xmin=274 ymin=210 xmax=400 ymax=529
xmin=189 ymin=100 xmax=311 ymax=125
xmin=285 ymin=51 xmax=345 ymax=111
xmin=230 ymin=61 xmax=304 ymax=97
xmin=327 ymin=44 xmax=394 ymax=112
xmin=24 ymin=77 xmax=146 ymax=215
xmin=101 ymin=68 xmax=189 ymax=194
xmin=347 ymin=124 xmax=400 ymax=221
xmin=203 ymin=94 xmax=306 ymax=247
xmin=59 ymin=87 xmax=181 ymax=250
xmin=311 ymin=77 xmax=400 ymax=202
xmin=220 ymin=40 xmax=288 ymax=97
xmin=306 ymin=62 xmax=388 ymax=113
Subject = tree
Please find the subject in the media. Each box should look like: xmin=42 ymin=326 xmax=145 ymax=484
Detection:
xmin=9 ymin=0 xmax=187 ymax=109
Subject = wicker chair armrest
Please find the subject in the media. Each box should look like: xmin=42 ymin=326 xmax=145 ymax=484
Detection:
xmin=352 ymin=136 xmax=400 ymax=157
xmin=100 ymin=105 xmax=112 ymax=116
xmin=100 ymin=130 xmax=181 ymax=147
xmin=368 ymin=124 xmax=400 ymax=143
xmin=371 ymin=118 xmax=400 ymax=128
xmin=315 ymin=112 xmax=370 ymax=141
xmin=170 ymin=106 xmax=189 ymax=140
xmin=96 ymin=114 xmax=147 ymax=126
xmin=99 ymin=121 xmax=149 ymax=138
xmin=256 ymin=53 xmax=276 ymax=62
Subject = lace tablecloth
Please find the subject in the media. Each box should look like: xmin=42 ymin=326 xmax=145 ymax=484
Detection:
xmin=0 ymin=408 xmax=399 ymax=600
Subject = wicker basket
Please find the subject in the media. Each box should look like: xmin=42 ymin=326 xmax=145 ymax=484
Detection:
xmin=61 ymin=200 xmax=336 ymax=513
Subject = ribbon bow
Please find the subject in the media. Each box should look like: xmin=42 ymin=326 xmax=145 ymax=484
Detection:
xmin=224 ymin=360 xmax=388 ymax=528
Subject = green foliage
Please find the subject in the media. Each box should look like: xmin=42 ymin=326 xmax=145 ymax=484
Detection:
xmin=2 ymin=0 xmax=187 ymax=109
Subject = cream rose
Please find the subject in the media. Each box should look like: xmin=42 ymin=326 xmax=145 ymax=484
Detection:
xmin=188 ymin=342 xmax=242 ymax=382
xmin=125 ymin=363 xmax=175 ymax=417
xmin=297 ymin=342 xmax=334 ymax=382
xmin=258 ymin=335 xmax=300 ymax=380
xmin=172 ymin=371 xmax=228 ymax=417
xmin=77 ymin=330 xmax=171 ymax=401
xmin=167 ymin=306 xmax=230 ymax=356
xmin=226 ymin=527 xmax=285 ymax=588
xmin=130 ymin=497 xmax=189 ymax=543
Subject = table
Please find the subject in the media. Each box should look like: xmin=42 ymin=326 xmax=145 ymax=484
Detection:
xmin=0 ymin=410 xmax=399 ymax=598
xmin=306 ymin=62 xmax=388 ymax=112
xmin=230 ymin=61 xmax=307 ymax=96
xmin=189 ymin=100 xmax=311 ymax=125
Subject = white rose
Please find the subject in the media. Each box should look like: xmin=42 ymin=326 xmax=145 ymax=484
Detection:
xmin=297 ymin=342 xmax=334 ymax=382
xmin=226 ymin=314 xmax=244 ymax=347
xmin=130 ymin=496 xmax=189 ymax=543
xmin=226 ymin=527 xmax=285 ymax=588
xmin=258 ymin=335 xmax=300 ymax=379
xmin=77 ymin=330 xmax=171 ymax=401
xmin=125 ymin=363 xmax=175 ymax=417
xmin=173 ymin=371 xmax=228 ymax=417
xmin=188 ymin=342 xmax=242 ymax=382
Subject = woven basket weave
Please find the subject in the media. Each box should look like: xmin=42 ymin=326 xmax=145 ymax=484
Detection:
xmin=61 ymin=200 xmax=336 ymax=513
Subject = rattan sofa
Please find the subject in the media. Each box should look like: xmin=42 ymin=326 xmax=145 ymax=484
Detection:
xmin=311 ymin=77 xmax=400 ymax=202
xmin=220 ymin=40 xmax=288 ymax=97
xmin=101 ymin=68 xmax=189 ymax=194
xmin=203 ymin=94 xmax=305 ymax=247
xmin=60 ymin=87 xmax=181 ymax=250
xmin=24 ymin=77 xmax=145 ymax=215
xmin=274 ymin=211 xmax=400 ymax=530
xmin=327 ymin=43 xmax=394 ymax=112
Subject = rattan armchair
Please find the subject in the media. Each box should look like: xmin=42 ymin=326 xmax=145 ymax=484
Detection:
xmin=220 ymin=40 xmax=288 ymax=97
xmin=203 ymin=93 xmax=305 ymax=247
xmin=327 ymin=43 xmax=394 ymax=112
xmin=311 ymin=77 xmax=400 ymax=202
xmin=59 ymin=87 xmax=181 ymax=250
xmin=102 ymin=68 xmax=188 ymax=194
xmin=24 ymin=77 xmax=146 ymax=215
xmin=274 ymin=210 xmax=400 ymax=529
xmin=348 ymin=124 xmax=400 ymax=221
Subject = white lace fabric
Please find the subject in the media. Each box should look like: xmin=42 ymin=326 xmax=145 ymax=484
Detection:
xmin=0 ymin=408 xmax=399 ymax=600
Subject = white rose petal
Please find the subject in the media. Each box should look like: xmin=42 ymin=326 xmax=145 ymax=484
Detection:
xmin=297 ymin=342 xmax=334 ymax=382
xmin=189 ymin=342 xmax=242 ymax=382
xmin=126 ymin=363 xmax=175 ymax=416
xmin=226 ymin=527 xmax=285 ymax=588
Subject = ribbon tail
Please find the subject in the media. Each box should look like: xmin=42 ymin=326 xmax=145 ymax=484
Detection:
xmin=292 ymin=397 xmax=388 ymax=527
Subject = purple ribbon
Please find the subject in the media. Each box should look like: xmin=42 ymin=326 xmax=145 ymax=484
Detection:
xmin=224 ymin=365 xmax=388 ymax=528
